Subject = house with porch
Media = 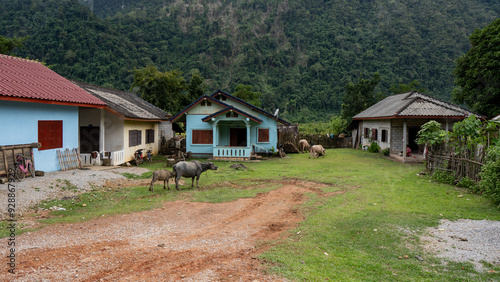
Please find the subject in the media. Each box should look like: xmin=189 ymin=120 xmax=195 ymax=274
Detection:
xmin=0 ymin=55 xmax=106 ymax=173
xmin=350 ymin=91 xmax=479 ymax=162
xmin=73 ymin=81 xmax=172 ymax=166
xmin=170 ymin=90 xmax=290 ymax=160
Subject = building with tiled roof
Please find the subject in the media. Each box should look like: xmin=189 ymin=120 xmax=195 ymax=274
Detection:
xmin=0 ymin=55 xmax=106 ymax=173
xmin=171 ymin=90 xmax=289 ymax=160
xmin=73 ymin=81 xmax=174 ymax=166
xmin=350 ymin=91 xmax=482 ymax=162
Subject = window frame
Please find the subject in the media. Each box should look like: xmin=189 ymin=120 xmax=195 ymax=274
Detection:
xmin=381 ymin=129 xmax=388 ymax=143
xmin=38 ymin=120 xmax=63 ymax=151
xmin=257 ymin=128 xmax=270 ymax=143
xmin=146 ymin=129 xmax=155 ymax=144
xmin=192 ymin=129 xmax=213 ymax=145
xmin=129 ymin=129 xmax=142 ymax=147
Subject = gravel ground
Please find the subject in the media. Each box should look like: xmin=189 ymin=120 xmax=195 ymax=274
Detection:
xmin=0 ymin=166 xmax=150 ymax=218
xmin=422 ymin=219 xmax=500 ymax=271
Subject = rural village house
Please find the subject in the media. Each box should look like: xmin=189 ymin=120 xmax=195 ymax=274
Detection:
xmin=170 ymin=90 xmax=290 ymax=160
xmin=0 ymin=54 xmax=106 ymax=173
xmin=351 ymin=91 xmax=479 ymax=162
xmin=73 ymin=81 xmax=173 ymax=166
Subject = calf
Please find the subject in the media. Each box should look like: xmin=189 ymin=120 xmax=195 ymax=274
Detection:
xmin=309 ymin=145 xmax=326 ymax=159
xmin=149 ymin=169 xmax=176 ymax=192
xmin=173 ymin=160 xmax=218 ymax=190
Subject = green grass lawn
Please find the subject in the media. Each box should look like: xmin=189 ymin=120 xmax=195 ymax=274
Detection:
xmin=4 ymin=149 xmax=499 ymax=280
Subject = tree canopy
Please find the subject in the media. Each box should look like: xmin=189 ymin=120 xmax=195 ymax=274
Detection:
xmin=1 ymin=0 xmax=499 ymax=121
xmin=0 ymin=35 xmax=27 ymax=55
xmin=453 ymin=18 xmax=500 ymax=118
xmin=341 ymin=73 xmax=381 ymax=121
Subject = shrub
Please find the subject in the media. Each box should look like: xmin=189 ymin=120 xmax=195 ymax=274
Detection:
xmin=432 ymin=170 xmax=455 ymax=185
xmin=381 ymin=148 xmax=390 ymax=156
xmin=457 ymin=176 xmax=477 ymax=190
xmin=368 ymin=142 xmax=380 ymax=153
xmin=479 ymin=146 xmax=500 ymax=207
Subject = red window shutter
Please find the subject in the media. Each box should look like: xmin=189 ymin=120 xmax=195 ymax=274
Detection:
xmin=192 ymin=130 xmax=213 ymax=144
xmin=38 ymin=120 xmax=63 ymax=151
xmin=258 ymin=128 xmax=269 ymax=143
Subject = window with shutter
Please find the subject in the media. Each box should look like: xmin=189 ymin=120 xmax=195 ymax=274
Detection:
xmin=258 ymin=128 xmax=269 ymax=143
xmin=129 ymin=130 xmax=142 ymax=147
xmin=381 ymin=130 xmax=388 ymax=142
xmin=38 ymin=120 xmax=63 ymax=151
xmin=372 ymin=129 xmax=378 ymax=141
xmin=146 ymin=129 xmax=155 ymax=144
xmin=192 ymin=130 xmax=213 ymax=144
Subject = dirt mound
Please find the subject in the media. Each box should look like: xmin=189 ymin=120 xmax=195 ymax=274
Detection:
xmin=2 ymin=180 xmax=330 ymax=281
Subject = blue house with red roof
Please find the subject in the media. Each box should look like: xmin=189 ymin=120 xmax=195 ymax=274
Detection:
xmin=170 ymin=90 xmax=290 ymax=160
xmin=0 ymin=55 xmax=106 ymax=173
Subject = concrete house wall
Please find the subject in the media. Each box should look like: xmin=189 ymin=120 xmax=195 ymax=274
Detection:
xmin=0 ymin=101 xmax=79 ymax=172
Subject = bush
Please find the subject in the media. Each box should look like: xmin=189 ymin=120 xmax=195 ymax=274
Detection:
xmin=457 ymin=176 xmax=478 ymax=190
xmin=479 ymin=146 xmax=500 ymax=207
xmin=368 ymin=142 xmax=380 ymax=153
xmin=381 ymin=148 xmax=390 ymax=156
xmin=432 ymin=170 xmax=455 ymax=185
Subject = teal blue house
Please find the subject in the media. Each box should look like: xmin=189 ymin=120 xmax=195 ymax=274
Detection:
xmin=170 ymin=90 xmax=290 ymax=160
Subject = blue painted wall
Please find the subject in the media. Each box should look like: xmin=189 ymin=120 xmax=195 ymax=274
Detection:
xmin=185 ymin=109 xmax=279 ymax=156
xmin=186 ymin=114 xmax=213 ymax=155
xmin=0 ymin=101 xmax=79 ymax=172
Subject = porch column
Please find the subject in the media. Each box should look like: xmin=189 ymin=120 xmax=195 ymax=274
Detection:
xmin=100 ymin=109 xmax=105 ymax=154
xmin=212 ymin=120 xmax=219 ymax=147
xmin=403 ymin=119 xmax=407 ymax=163
xmin=245 ymin=119 xmax=250 ymax=148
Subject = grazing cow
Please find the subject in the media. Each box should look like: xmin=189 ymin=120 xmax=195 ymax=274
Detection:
xmin=309 ymin=145 xmax=326 ymax=159
xmin=173 ymin=160 xmax=218 ymax=190
xmin=298 ymin=139 xmax=310 ymax=153
xmin=149 ymin=169 xmax=176 ymax=192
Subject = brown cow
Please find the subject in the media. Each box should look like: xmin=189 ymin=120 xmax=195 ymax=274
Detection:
xmin=299 ymin=139 xmax=310 ymax=153
xmin=309 ymin=145 xmax=326 ymax=159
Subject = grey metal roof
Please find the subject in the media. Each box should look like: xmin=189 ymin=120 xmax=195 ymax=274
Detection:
xmin=73 ymin=81 xmax=170 ymax=120
xmin=353 ymin=92 xmax=477 ymax=119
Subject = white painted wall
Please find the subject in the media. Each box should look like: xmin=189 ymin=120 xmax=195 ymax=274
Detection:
xmin=361 ymin=120 xmax=391 ymax=150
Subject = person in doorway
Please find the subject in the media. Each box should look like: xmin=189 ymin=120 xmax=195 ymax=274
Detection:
xmin=406 ymin=146 xmax=412 ymax=157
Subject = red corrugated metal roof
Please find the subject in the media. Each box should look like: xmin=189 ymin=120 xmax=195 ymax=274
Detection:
xmin=0 ymin=54 xmax=106 ymax=107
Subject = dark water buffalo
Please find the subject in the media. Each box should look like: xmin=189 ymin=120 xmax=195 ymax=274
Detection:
xmin=172 ymin=160 xmax=218 ymax=190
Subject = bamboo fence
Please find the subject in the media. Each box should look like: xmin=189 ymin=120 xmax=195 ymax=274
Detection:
xmin=426 ymin=143 xmax=486 ymax=183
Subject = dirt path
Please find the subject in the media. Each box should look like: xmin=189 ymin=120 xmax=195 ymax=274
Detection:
xmin=2 ymin=180 xmax=329 ymax=281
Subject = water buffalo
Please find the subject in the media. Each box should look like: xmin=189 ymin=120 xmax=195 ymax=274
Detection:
xmin=309 ymin=144 xmax=326 ymax=159
xmin=299 ymin=139 xmax=310 ymax=153
xmin=149 ymin=169 xmax=176 ymax=192
xmin=172 ymin=160 xmax=218 ymax=190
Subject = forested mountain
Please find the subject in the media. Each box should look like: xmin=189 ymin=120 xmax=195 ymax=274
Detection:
xmin=1 ymin=0 xmax=498 ymax=122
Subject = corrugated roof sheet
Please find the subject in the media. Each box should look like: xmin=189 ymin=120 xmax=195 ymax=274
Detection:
xmin=353 ymin=92 xmax=477 ymax=119
xmin=0 ymin=54 xmax=106 ymax=106
xmin=73 ymin=81 xmax=169 ymax=120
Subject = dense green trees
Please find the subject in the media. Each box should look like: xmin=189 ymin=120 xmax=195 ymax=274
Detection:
xmin=1 ymin=0 xmax=498 ymax=121
xmin=341 ymin=73 xmax=381 ymax=122
xmin=453 ymin=18 xmax=500 ymax=118
xmin=0 ymin=35 xmax=27 ymax=55
xmin=132 ymin=66 xmax=206 ymax=114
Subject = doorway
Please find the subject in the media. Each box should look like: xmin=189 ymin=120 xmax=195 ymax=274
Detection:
xmin=230 ymin=128 xmax=247 ymax=147
xmin=80 ymin=126 xmax=99 ymax=153
xmin=408 ymin=126 xmax=420 ymax=153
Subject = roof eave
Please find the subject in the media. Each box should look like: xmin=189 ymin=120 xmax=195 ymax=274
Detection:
xmin=0 ymin=96 xmax=106 ymax=108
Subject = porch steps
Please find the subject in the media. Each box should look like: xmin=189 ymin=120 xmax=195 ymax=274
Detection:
xmin=250 ymin=154 xmax=262 ymax=160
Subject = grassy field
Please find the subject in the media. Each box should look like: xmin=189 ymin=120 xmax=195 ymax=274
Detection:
xmin=5 ymin=149 xmax=500 ymax=280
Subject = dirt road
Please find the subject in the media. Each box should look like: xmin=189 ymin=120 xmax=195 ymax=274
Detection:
xmin=2 ymin=180 xmax=329 ymax=281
